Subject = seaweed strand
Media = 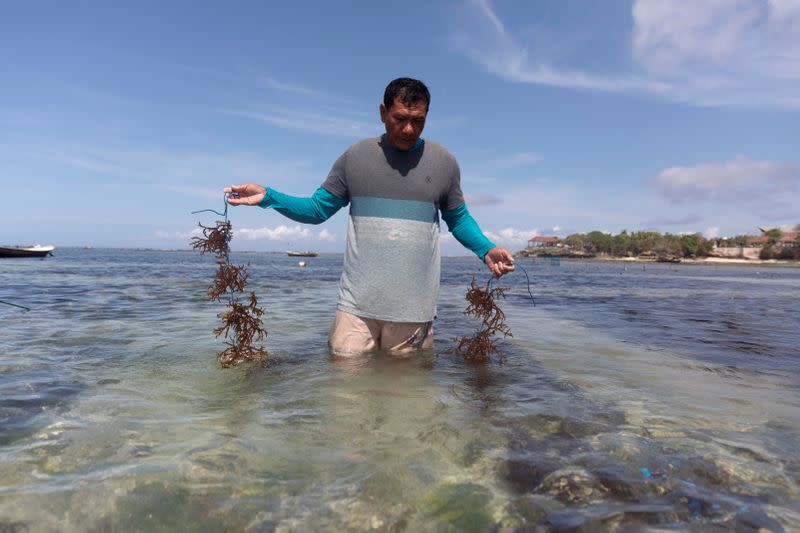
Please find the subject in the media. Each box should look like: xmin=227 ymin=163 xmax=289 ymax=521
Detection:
xmin=191 ymin=195 xmax=268 ymax=367
xmin=453 ymin=277 xmax=512 ymax=364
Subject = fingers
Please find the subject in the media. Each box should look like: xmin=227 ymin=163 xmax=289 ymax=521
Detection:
xmin=223 ymin=184 xmax=256 ymax=206
xmin=498 ymin=262 xmax=515 ymax=277
xmin=490 ymin=261 xmax=516 ymax=278
xmin=227 ymin=194 xmax=264 ymax=206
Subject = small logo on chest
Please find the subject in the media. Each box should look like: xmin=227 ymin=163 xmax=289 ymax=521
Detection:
xmin=425 ymin=176 xmax=432 ymax=183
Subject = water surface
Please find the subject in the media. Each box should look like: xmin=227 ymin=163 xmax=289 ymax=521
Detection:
xmin=1 ymin=249 xmax=798 ymax=531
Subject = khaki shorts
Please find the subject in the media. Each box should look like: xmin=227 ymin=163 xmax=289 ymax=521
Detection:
xmin=328 ymin=310 xmax=434 ymax=356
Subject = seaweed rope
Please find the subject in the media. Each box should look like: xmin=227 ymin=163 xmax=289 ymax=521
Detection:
xmin=487 ymin=262 xmax=536 ymax=306
xmin=191 ymin=194 xmax=268 ymax=367
xmin=0 ymin=299 xmax=30 ymax=312
xmin=191 ymin=194 xmax=230 ymax=261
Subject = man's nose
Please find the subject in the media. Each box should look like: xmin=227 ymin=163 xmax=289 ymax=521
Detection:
xmin=402 ymin=122 xmax=415 ymax=134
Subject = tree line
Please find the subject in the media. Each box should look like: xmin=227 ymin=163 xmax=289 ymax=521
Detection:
xmin=557 ymin=225 xmax=800 ymax=260
xmin=561 ymin=231 xmax=713 ymax=258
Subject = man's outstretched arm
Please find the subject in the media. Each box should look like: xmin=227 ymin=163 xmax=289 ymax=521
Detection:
xmin=442 ymin=203 xmax=515 ymax=278
xmin=225 ymin=184 xmax=348 ymax=225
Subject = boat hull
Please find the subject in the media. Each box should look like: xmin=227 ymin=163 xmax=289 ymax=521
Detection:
xmin=0 ymin=245 xmax=55 ymax=258
xmin=286 ymin=251 xmax=318 ymax=257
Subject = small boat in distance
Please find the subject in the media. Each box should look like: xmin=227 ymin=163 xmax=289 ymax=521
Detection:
xmin=286 ymin=251 xmax=318 ymax=257
xmin=0 ymin=244 xmax=55 ymax=258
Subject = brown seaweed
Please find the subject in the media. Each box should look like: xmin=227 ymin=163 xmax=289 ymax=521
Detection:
xmin=214 ymin=292 xmax=268 ymax=367
xmin=454 ymin=277 xmax=512 ymax=363
xmin=191 ymin=220 xmax=232 ymax=260
xmin=208 ymin=262 xmax=249 ymax=301
xmin=192 ymin=219 xmax=268 ymax=367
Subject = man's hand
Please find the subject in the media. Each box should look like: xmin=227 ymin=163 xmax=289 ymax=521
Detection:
xmin=224 ymin=183 xmax=266 ymax=206
xmin=484 ymin=247 xmax=516 ymax=278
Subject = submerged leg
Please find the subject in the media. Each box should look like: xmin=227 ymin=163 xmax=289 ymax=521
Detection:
xmin=328 ymin=310 xmax=381 ymax=357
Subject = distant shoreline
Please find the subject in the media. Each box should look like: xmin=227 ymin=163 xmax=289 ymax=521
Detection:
xmin=518 ymin=255 xmax=800 ymax=268
xmin=38 ymin=247 xmax=800 ymax=267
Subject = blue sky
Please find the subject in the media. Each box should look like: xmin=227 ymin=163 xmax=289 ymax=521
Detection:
xmin=2 ymin=0 xmax=798 ymax=254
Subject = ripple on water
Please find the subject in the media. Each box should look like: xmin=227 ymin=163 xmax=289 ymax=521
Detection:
xmin=0 ymin=380 xmax=86 ymax=446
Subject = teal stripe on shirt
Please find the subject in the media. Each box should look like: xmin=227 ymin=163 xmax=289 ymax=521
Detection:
xmin=350 ymin=196 xmax=438 ymax=223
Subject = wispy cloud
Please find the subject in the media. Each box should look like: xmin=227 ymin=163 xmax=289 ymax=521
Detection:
xmin=261 ymin=76 xmax=326 ymax=97
xmin=155 ymin=227 xmax=203 ymax=240
xmin=655 ymin=156 xmax=799 ymax=204
xmin=32 ymin=143 xmax=316 ymax=191
xmin=491 ymin=151 xmax=542 ymax=169
xmin=653 ymin=156 xmax=800 ymax=226
xmin=224 ymin=108 xmax=377 ymax=138
xmin=448 ymin=0 xmax=800 ymax=109
xmin=161 ymin=185 xmax=221 ymax=200
xmin=465 ymin=193 xmax=502 ymax=206
xmin=642 ymin=214 xmax=705 ymax=227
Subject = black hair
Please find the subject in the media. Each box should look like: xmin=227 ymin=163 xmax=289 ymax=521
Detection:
xmin=383 ymin=77 xmax=430 ymax=111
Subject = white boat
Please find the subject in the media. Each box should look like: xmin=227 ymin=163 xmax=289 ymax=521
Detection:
xmin=0 ymin=245 xmax=55 ymax=258
xmin=286 ymin=251 xmax=318 ymax=257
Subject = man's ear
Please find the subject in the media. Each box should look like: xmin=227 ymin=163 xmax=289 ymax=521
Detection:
xmin=379 ymin=103 xmax=387 ymax=124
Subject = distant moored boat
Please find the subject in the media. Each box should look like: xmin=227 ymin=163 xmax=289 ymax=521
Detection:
xmin=0 ymin=245 xmax=55 ymax=258
xmin=286 ymin=251 xmax=318 ymax=257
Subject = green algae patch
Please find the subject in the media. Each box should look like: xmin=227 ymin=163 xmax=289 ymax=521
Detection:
xmin=423 ymin=482 xmax=493 ymax=531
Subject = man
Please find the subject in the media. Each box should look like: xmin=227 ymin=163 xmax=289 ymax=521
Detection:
xmin=225 ymin=78 xmax=515 ymax=355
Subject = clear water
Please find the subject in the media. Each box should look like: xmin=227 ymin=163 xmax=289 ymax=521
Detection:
xmin=1 ymin=249 xmax=799 ymax=531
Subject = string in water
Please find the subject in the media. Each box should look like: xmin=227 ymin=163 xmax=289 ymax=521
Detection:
xmin=487 ymin=262 xmax=536 ymax=307
xmin=0 ymin=299 xmax=30 ymax=312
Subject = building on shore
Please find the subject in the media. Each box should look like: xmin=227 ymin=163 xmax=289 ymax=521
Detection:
xmin=527 ymin=236 xmax=561 ymax=248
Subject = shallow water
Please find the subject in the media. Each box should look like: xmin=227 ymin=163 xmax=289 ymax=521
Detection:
xmin=1 ymin=249 xmax=799 ymax=531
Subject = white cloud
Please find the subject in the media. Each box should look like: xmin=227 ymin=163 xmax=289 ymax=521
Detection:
xmin=154 ymin=224 xmax=337 ymax=246
xmin=318 ymin=228 xmax=336 ymax=242
xmin=155 ymin=227 xmax=203 ymax=240
xmin=704 ymin=226 xmax=721 ymax=238
xmin=484 ymin=227 xmax=539 ymax=249
xmin=234 ymin=225 xmax=311 ymax=241
xmin=655 ymin=156 xmax=799 ymax=204
xmin=448 ymin=0 xmax=667 ymax=93
xmin=448 ymin=0 xmax=800 ymax=108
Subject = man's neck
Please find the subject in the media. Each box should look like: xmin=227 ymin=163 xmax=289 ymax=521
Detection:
xmin=382 ymin=134 xmax=423 ymax=152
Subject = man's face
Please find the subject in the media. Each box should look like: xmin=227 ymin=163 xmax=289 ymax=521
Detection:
xmin=380 ymin=97 xmax=427 ymax=150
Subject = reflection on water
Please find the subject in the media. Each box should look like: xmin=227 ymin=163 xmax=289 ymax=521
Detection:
xmin=1 ymin=249 xmax=799 ymax=530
